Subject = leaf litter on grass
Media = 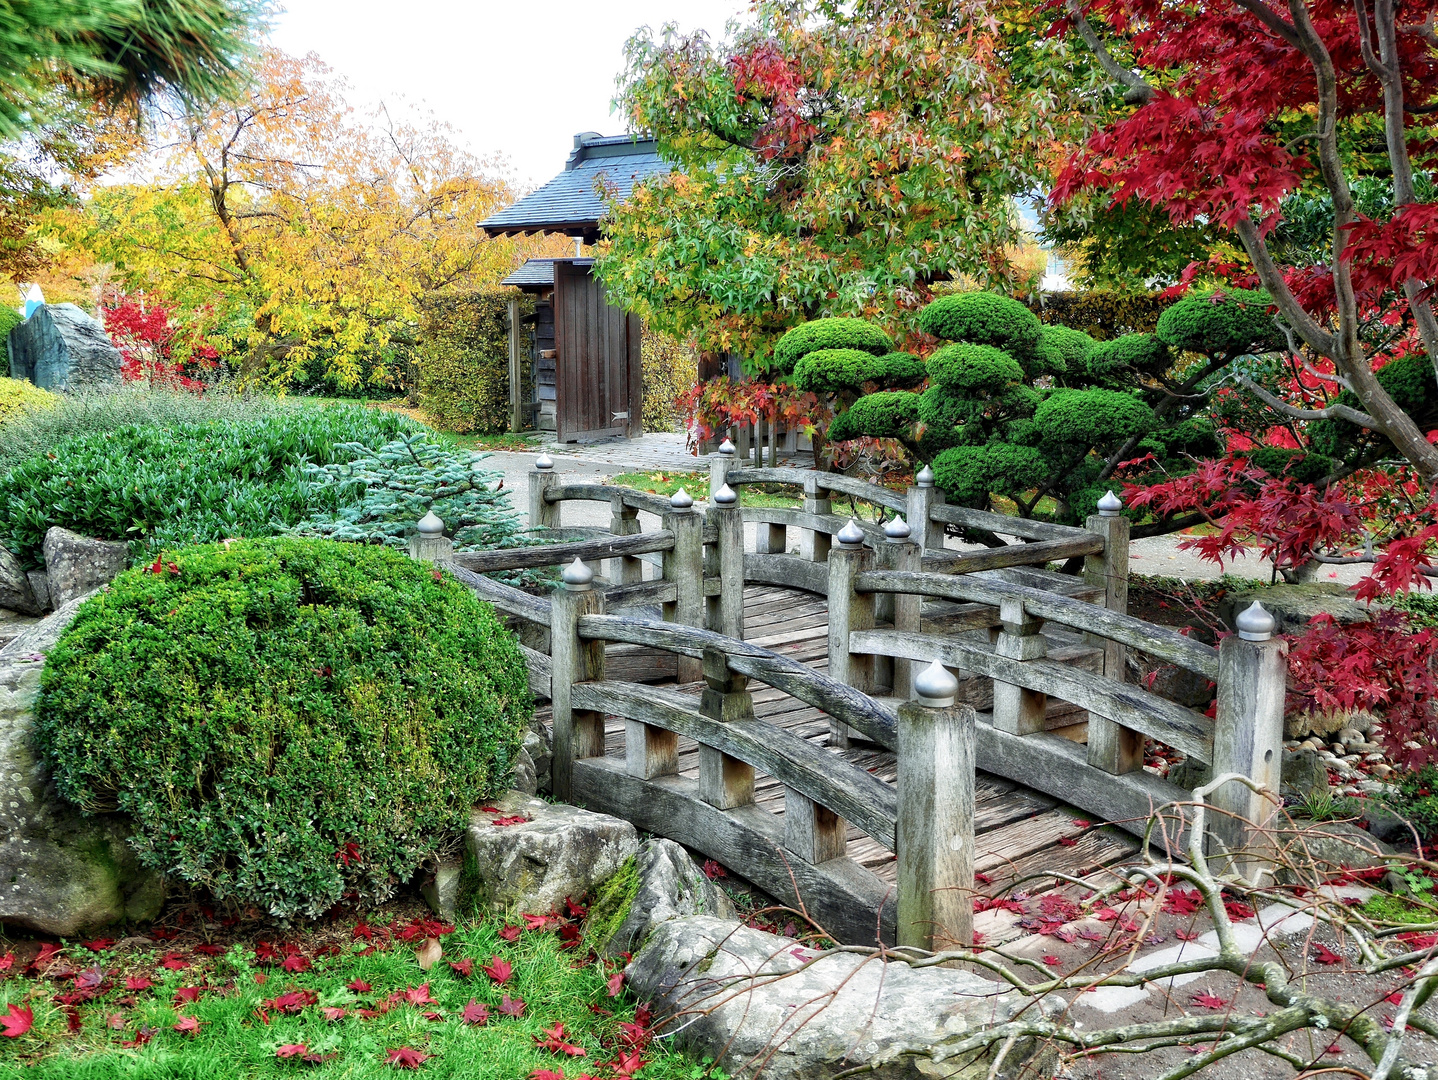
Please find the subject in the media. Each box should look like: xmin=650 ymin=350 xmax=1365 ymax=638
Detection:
xmin=0 ymin=906 xmax=720 ymax=1079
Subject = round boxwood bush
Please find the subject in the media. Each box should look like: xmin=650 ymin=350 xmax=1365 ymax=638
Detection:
xmin=926 ymin=342 xmax=1025 ymax=393
xmin=917 ymin=292 xmax=1041 ymax=351
xmin=35 ymin=537 xmax=532 ymax=919
xmin=1154 ymin=288 xmax=1282 ymax=357
xmin=828 ymin=390 xmax=920 ymax=442
xmin=771 ymin=317 xmax=894 ymax=373
xmin=1033 ymin=324 xmax=1094 ymax=376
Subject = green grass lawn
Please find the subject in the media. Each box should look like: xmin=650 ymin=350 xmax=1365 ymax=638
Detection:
xmin=607 ymin=471 xmax=895 ymax=520
xmin=0 ymin=911 xmax=719 ymax=1080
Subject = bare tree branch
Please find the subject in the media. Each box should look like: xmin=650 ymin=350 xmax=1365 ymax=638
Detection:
xmin=1064 ymin=0 xmax=1154 ymax=104
xmin=1237 ymin=374 xmax=1379 ymax=425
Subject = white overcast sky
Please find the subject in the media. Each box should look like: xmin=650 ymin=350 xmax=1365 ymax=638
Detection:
xmin=268 ymin=0 xmax=752 ymax=188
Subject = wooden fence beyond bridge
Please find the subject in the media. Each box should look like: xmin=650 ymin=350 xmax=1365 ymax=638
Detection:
xmin=413 ymin=448 xmax=1288 ymax=949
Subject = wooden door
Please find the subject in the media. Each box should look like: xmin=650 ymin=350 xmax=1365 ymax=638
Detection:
xmin=553 ymin=261 xmax=642 ymax=441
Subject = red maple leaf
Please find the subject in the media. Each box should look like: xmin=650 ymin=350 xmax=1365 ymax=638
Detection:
xmin=120 ymin=1026 xmax=156 ymax=1048
xmin=173 ymin=1015 xmax=203 ymax=1035
xmin=158 ymin=952 xmax=189 ymax=970
xmin=522 ymin=914 xmax=551 ymax=931
xmin=403 ymin=983 xmax=434 ymax=1006
xmin=482 ymin=957 xmax=513 ymax=984
xmin=617 ymin=1020 xmax=651 ymax=1049
xmin=386 ymin=1047 xmax=430 ymax=1069
xmin=497 ymin=993 xmax=526 ymax=1018
xmin=564 ymin=897 xmax=588 ymax=919
xmin=529 ymin=1071 xmax=566 ymax=1080
xmin=0 ymin=1005 xmax=33 ymax=1038
xmin=74 ymin=965 xmax=105 ymax=991
xmin=1041 ymin=955 xmax=1063 ymax=967
xmin=1192 ymin=991 xmax=1230 ymax=1010
xmin=1313 ymin=942 xmax=1345 ymax=965
xmin=461 ymin=999 xmax=489 ymax=1025
xmin=265 ymin=989 xmax=319 ymax=1014
xmin=610 ymin=1049 xmax=649 ymax=1077
xmin=1223 ymin=899 xmax=1255 ymax=921
xmin=447 ymin=958 xmax=473 ymax=977
xmin=497 ymin=924 xmax=522 ymax=943
xmin=1175 ymin=928 xmax=1203 ymax=941
xmin=490 ymin=815 xmax=526 ymax=827
xmin=125 ymin=975 xmax=155 ymax=991
xmin=83 ymin=939 xmax=116 ymax=953
xmin=321 ymin=1006 xmax=347 ymax=1022
xmin=607 ymin=971 xmax=625 ymax=997
xmin=193 ymin=943 xmax=225 ymax=956
xmin=0 ymin=953 xmax=12 ymax=971
xmin=1057 ymin=836 xmax=1078 ymax=847
xmin=347 ymin=978 xmax=372 ymax=993
xmin=534 ymin=1021 xmax=587 ymax=1056
xmin=1071 ymin=819 xmax=1091 ymax=828
xmin=29 ymin=943 xmax=61 ymax=971
xmin=276 ymin=1044 xmax=309 ymax=1059
xmin=173 ymin=986 xmax=202 ymax=1005
xmin=281 ymin=954 xmax=312 ymax=973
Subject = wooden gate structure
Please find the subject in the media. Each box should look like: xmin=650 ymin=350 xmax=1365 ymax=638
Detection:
xmin=412 ymin=449 xmax=1287 ymax=948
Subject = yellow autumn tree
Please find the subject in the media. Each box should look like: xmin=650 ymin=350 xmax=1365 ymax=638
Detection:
xmin=44 ymin=48 xmax=563 ymax=389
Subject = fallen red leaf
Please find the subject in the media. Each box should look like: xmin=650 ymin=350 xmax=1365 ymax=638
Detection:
xmin=1057 ymin=837 xmax=1078 ymax=847
xmin=606 ymin=971 xmax=624 ymax=997
xmin=281 ymin=954 xmax=312 ymax=974
xmin=490 ymin=815 xmax=526 ymax=827
xmin=497 ymin=925 xmax=521 ymax=943
xmin=193 ymin=944 xmax=225 ymax=956
xmin=0 ymin=953 xmax=11 ymax=972
xmin=120 ymin=1026 xmax=155 ymax=1048
xmin=83 ymin=939 xmax=116 ymax=953
xmin=29 ymin=943 xmax=61 ymax=971
xmin=0 ymin=1004 xmax=33 ymax=1038
xmin=173 ymin=986 xmax=202 ymax=1005
xmin=534 ymin=1020 xmax=587 ymax=1056
xmin=482 ymin=957 xmax=513 ymax=984
xmin=1041 ymin=955 xmax=1063 ymax=967
xmin=565 ymin=897 xmax=588 ymax=919
xmin=1175 ymin=929 xmax=1202 ymax=941
xmin=610 ymin=1049 xmax=649 ymax=1077
xmin=347 ymin=978 xmax=372 ymax=993
xmin=461 ymin=999 xmax=489 ymax=1025
xmin=124 ymin=974 xmax=155 ymax=991
xmin=386 ymin=1046 xmax=430 ymax=1068
xmin=173 ymin=1015 xmax=203 ymax=1035
xmin=522 ymin=914 xmax=550 ymax=931
xmin=1072 ymin=819 xmax=1091 ymax=828
xmin=1313 ymin=942 xmax=1345 ymax=965
xmin=265 ymin=989 xmax=319 ymax=1014
xmin=529 ymin=1071 xmax=566 ymax=1080
xmin=448 ymin=958 xmax=473 ymax=978
xmin=1192 ymin=991 xmax=1230 ymax=1010
xmin=64 ymin=1007 xmax=81 ymax=1034
xmin=106 ymin=1014 xmax=126 ymax=1030
xmin=403 ymin=983 xmax=434 ymax=1006
xmin=321 ymin=1006 xmax=347 ymax=1022
xmin=158 ymin=952 xmax=189 ymax=970
xmin=1387 ymin=990 xmax=1406 ymax=1005
xmin=497 ymin=993 xmax=526 ymax=1018
xmin=276 ymin=1044 xmax=310 ymax=1059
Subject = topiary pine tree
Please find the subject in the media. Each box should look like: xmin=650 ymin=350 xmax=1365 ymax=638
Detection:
xmin=822 ymin=288 xmax=1285 ymax=529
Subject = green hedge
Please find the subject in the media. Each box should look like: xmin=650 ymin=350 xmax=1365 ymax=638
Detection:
xmin=1038 ymin=289 xmax=1175 ymax=340
xmin=417 ymin=289 xmax=534 ymax=434
xmin=36 ymin=538 xmax=532 ymax=918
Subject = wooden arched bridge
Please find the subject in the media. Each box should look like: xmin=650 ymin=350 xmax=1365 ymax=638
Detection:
xmin=412 ymin=452 xmax=1287 ymax=950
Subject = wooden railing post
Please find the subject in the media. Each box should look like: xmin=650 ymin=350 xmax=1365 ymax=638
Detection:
xmin=992 ymin=596 xmax=1047 ymax=735
xmin=898 ymin=661 xmax=975 ymax=950
xmin=609 ymin=497 xmax=643 ymax=585
xmin=407 ymin=510 xmax=454 ymax=566
xmin=708 ymin=437 xmax=735 ymax=496
xmin=507 ymin=296 xmax=523 ymax=433
xmin=906 ymin=464 xmax=946 ymax=552
xmin=827 ymin=519 xmax=874 ymax=748
xmin=1209 ymin=602 xmax=1286 ymax=878
xmin=1085 ymin=490 xmax=1141 ymax=774
xmin=876 ymin=517 xmax=921 ymax=698
xmin=549 ymin=558 xmax=606 ymax=801
xmin=699 ymin=648 xmax=755 ymax=809
xmin=706 ymin=483 xmax=745 ymax=639
xmin=662 ymin=488 xmax=705 ymax=683
xmin=529 ymin=454 xmax=560 ymax=531
xmin=802 ymin=474 xmax=832 ymax=564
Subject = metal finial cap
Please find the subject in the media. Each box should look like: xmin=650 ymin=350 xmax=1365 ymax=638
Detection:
xmin=534 ymin=453 xmax=554 ymax=471
xmin=837 ymin=518 xmax=865 ymax=547
xmin=916 ymin=464 xmax=935 ymax=489
xmin=914 ymin=660 xmax=959 ymax=708
xmin=417 ymin=509 xmax=445 ymax=538
xmin=717 ymin=438 xmax=736 ymax=457
xmin=884 ymin=516 xmax=912 ymax=542
xmin=1097 ymin=489 xmax=1123 ymax=517
xmin=561 ymin=557 xmax=594 ymax=591
xmin=670 ymin=487 xmax=694 ymax=510
xmin=1236 ymin=600 xmax=1276 ymax=641
xmin=712 ymin=482 xmax=737 ymax=506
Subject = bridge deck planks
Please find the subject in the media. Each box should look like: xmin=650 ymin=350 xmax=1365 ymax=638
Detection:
xmin=536 ymin=583 xmax=1137 ymax=898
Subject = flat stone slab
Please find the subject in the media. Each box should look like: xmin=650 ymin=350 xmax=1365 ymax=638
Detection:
xmin=626 ymin=915 xmax=1049 ymax=1079
xmin=465 ymin=791 xmax=638 ymax=915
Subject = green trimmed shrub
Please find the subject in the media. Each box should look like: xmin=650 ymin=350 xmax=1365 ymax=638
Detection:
xmin=917 ymin=292 xmax=1041 ymax=352
xmin=932 ymin=443 xmax=1048 ymax=507
xmin=0 ymin=308 xmax=24 ymax=371
xmin=828 ymin=390 xmax=920 ymax=442
xmin=0 ymin=375 xmax=55 ymax=424
xmin=1034 ymin=324 xmax=1094 ymax=376
xmin=1078 ymin=332 xmax=1169 ymax=383
xmin=0 ymin=406 xmax=423 ymax=568
xmin=1034 ymin=388 xmax=1155 ymax=446
xmin=771 ymin=317 xmax=893 ymax=373
xmin=791 ymin=347 xmax=925 ymax=394
xmin=925 ymin=343 xmax=1024 ymax=393
xmin=1039 ymin=289 xmax=1174 ymax=340
xmin=417 ymin=289 xmax=534 ymax=433
xmin=1154 ymin=288 xmax=1282 ymax=357
xmin=36 ymin=537 xmax=532 ymax=919
xmin=869 ymin=351 xmax=928 ymax=388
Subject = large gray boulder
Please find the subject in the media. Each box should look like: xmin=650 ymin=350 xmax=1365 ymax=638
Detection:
xmin=0 ymin=546 xmax=42 ymax=616
xmin=8 ymin=303 xmax=122 ymax=391
xmin=0 ymin=594 xmax=162 ymax=935
xmin=43 ymin=527 xmax=127 ymax=608
xmin=602 ymin=839 xmax=735 ymax=957
xmin=465 ymin=791 xmax=638 ymax=915
xmin=626 ymin=916 xmax=1051 ymax=1079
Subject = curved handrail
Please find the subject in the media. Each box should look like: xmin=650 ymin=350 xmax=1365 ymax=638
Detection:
xmin=928 ymin=502 xmax=1092 ymax=543
xmin=855 ymin=568 xmax=1219 ymax=679
xmin=451 ymin=530 xmax=676 ymax=575
xmin=725 ymin=467 xmax=908 ymax=513
xmin=449 ymin=565 xmax=552 ymax=626
xmin=544 ymin=483 xmax=675 ymax=517
xmin=574 ymin=614 xmax=899 ymax=747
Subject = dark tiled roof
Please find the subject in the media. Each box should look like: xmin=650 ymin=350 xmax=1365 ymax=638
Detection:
xmin=500 ymin=258 xmax=595 ymax=289
xmin=481 ymin=134 xmax=670 ymax=237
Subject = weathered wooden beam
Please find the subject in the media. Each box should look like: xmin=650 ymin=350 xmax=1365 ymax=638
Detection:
xmin=991 ymin=596 xmax=1048 ymax=736
xmin=875 ymin=534 xmax=921 ymax=698
xmin=447 ymin=564 xmax=552 ymax=627
xmin=530 ymin=466 xmax=560 ymax=531
xmin=850 ymin=628 xmax=1214 ymax=762
xmin=1085 ymin=507 xmax=1140 ymax=775
xmin=698 ymin=649 xmax=755 ymax=809
xmin=451 ymin=530 xmax=675 ymax=575
xmin=569 ymin=758 xmax=896 ymax=945
xmin=544 ymin=483 xmax=675 ymax=518
xmin=906 ymin=477 xmax=947 ymax=552
xmin=604 ymin=579 xmax=677 ymax=607
xmin=802 ymin=474 xmax=832 ymax=564
xmin=927 ymin=502 xmax=1093 ymax=543
xmin=812 ymin=473 xmax=907 ymax=512
xmin=921 ymin=535 xmax=1105 ymax=574
xmin=609 ymin=498 xmax=643 ymax=585
xmin=1209 ymin=625 xmax=1287 ymax=878
xmin=508 ymin=297 xmax=523 ymax=433
xmin=550 ymin=579 xmax=606 ymax=801
xmin=520 ymin=644 xmax=551 ymax=699
xmin=570 ymin=680 xmax=897 ymax=848
xmin=574 ymin=614 xmax=901 ymax=748
xmin=662 ymin=507 xmax=706 ymax=684
xmin=705 ymin=503 xmax=745 ymax=639
xmin=827 ymin=536 xmax=875 ymax=747
xmin=855 ymin=569 xmax=1219 ymax=679
xmin=897 ymin=698 xmax=975 ymax=950
xmin=725 ymin=466 xmax=812 ymax=487
xmin=742 ymin=552 xmax=828 ymax=594
xmin=784 ymin=788 xmax=847 ymax=864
